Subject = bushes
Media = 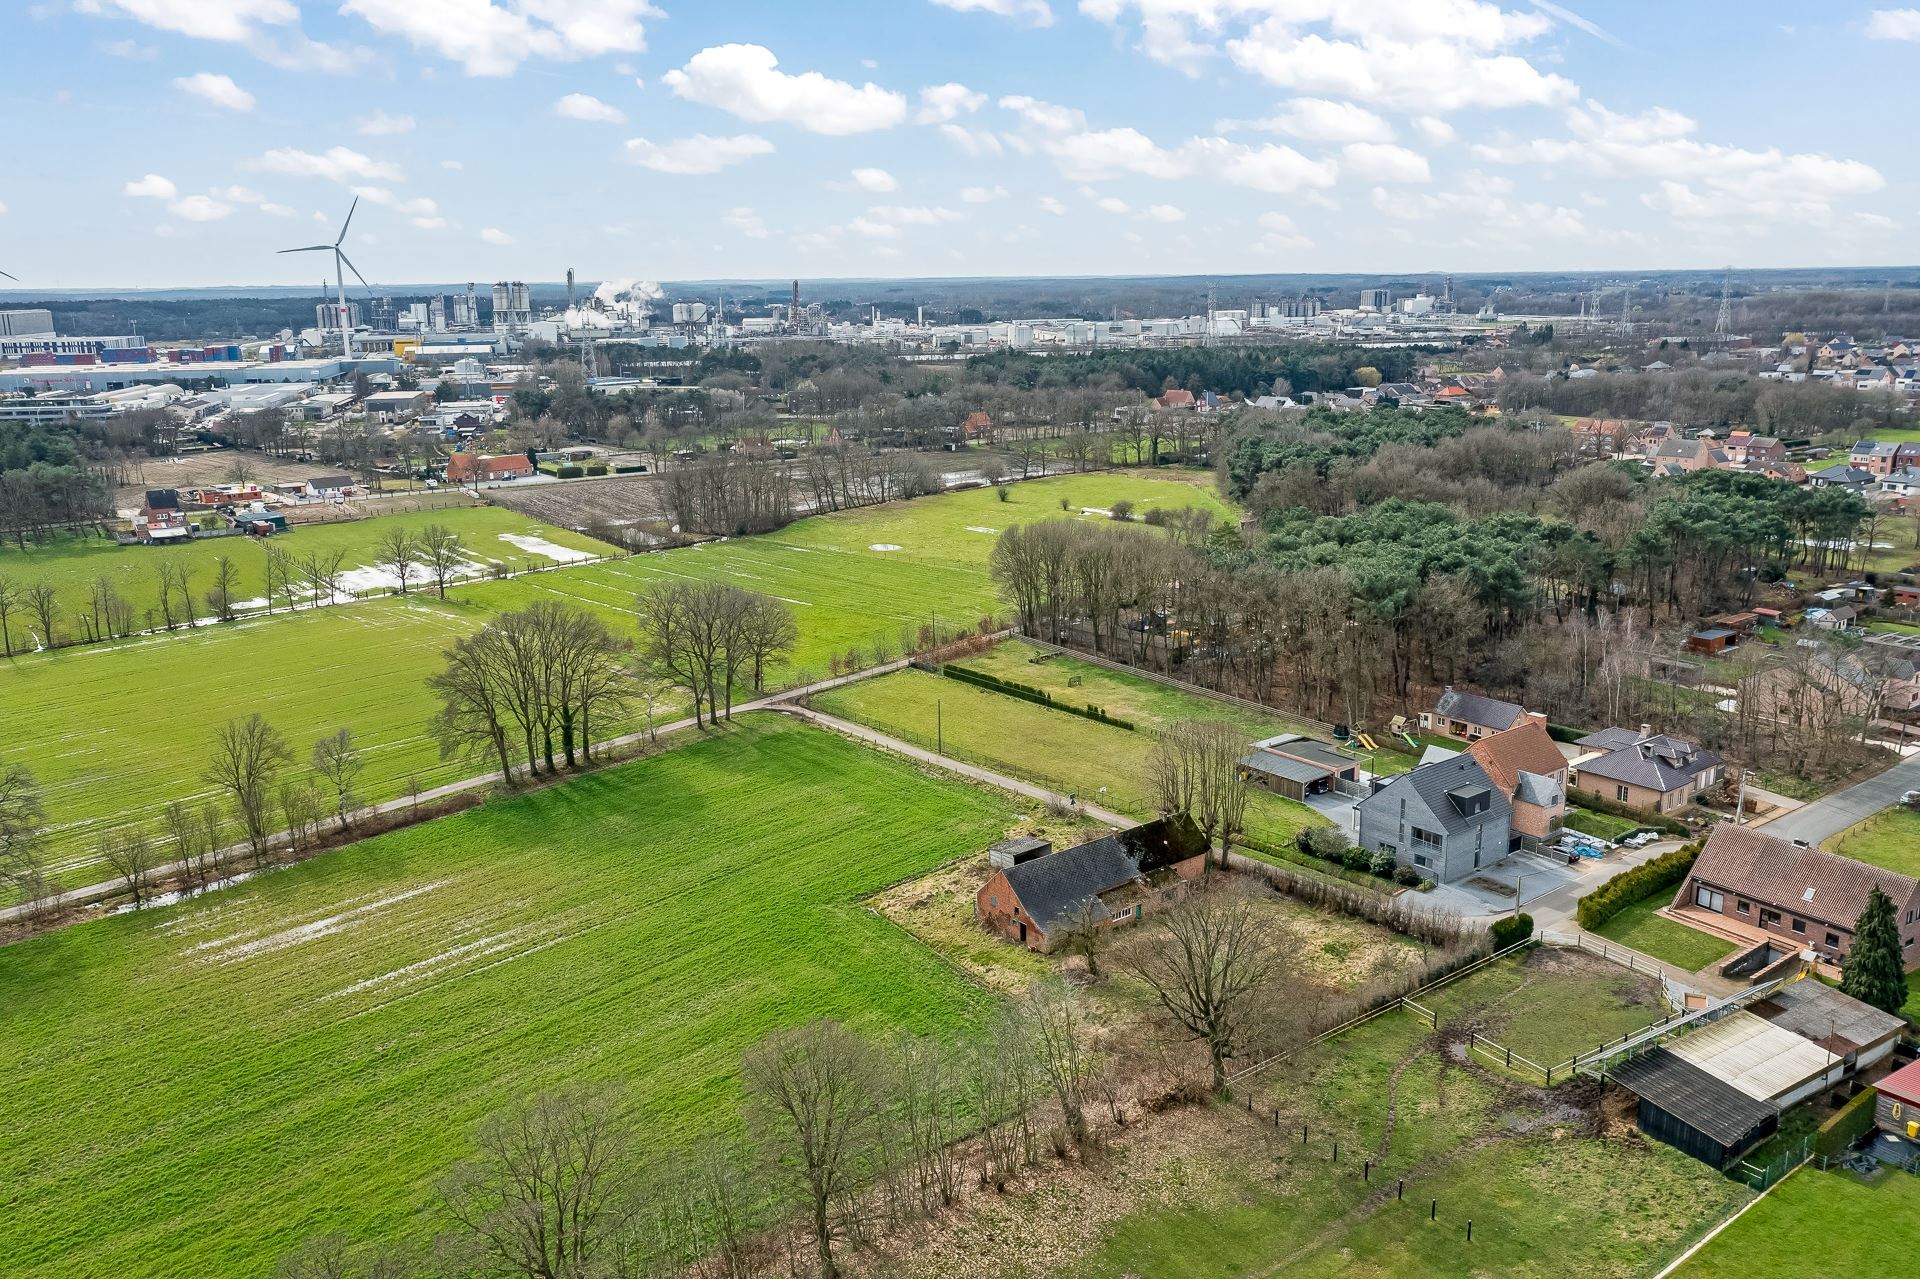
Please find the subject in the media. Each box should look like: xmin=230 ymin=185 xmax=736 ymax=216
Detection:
xmin=939 ymin=664 xmax=1136 ymax=730
xmin=1368 ymin=849 xmax=1396 ymax=878
xmin=556 ymin=464 xmax=585 ymax=479
xmin=1293 ymin=826 xmax=1409 ymax=888
xmin=1814 ymin=1087 xmax=1881 ymax=1158
xmin=1574 ymin=841 xmax=1702 ymax=931
xmin=1491 ymin=913 xmax=1534 ymax=950
xmin=1393 ymin=864 xmax=1421 ymax=887
xmin=585 ymin=463 xmax=609 ymax=476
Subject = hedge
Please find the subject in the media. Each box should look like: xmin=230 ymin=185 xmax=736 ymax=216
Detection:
xmin=556 ymin=464 xmax=585 ymax=479
xmin=1491 ymin=913 xmax=1534 ymax=950
xmin=1814 ymin=1087 xmax=1881 ymax=1158
xmin=939 ymin=664 xmax=1136 ymax=730
xmin=585 ymin=463 xmax=609 ymax=476
xmin=1546 ymin=723 xmax=1588 ymax=745
xmin=1574 ymin=841 xmax=1702 ymax=931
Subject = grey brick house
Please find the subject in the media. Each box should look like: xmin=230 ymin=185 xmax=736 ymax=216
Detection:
xmin=1355 ymin=754 xmax=1513 ymax=883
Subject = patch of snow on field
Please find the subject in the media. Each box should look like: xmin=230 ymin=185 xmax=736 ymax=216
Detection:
xmin=1078 ymin=507 xmax=1113 ymax=517
xmin=498 ymin=533 xmax=596 ymax=563
xmin=869 ymin=543 xmax=904 ymax=552
xmin=196 ymin=880 xmax=451 ymax=963
xmin=965 ymin=526 xmax=999 ymax=534
xmin=323 ymin=924 xmax=541 ymax=999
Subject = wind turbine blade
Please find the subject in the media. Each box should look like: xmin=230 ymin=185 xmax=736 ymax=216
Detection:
xmin=337 ymin=251 xmax=372 ymax=294
xmin=336 ymin=196 xmax=358 ymax=247
xmin=0 ymin=270 xmax=16 ymax=282
xmin=279 ymin=245 xmax=333 ymax=254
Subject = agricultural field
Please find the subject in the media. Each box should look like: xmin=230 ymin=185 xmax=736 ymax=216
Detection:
xmin=0 ymin=715 xmax=1018 ymax=1279
xmin=1830 ymin=805 xmax=1920 ymax=878
xmin=1590 ymin=895 xmax=1739 ymax=972
xmin=2 ymin=471 xmax=1229 ymax=888
xmin=812 ymin=661 xmax=1330 ymax=848
xmin=0 ymin=505 xmax=610 ymax=638
xmin=1673 ymin=1166 xmax=1920 ymax=1278
xmin=896 ymin=947 xmax=1745 ymax=1279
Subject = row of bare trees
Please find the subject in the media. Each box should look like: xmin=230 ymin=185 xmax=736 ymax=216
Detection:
xmin=636 ymin=581 xmax=799 ymax=727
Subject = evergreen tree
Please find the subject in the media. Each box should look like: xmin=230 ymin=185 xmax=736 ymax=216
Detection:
xmin=1840 ymin=887 xmax=1909 ymax=1016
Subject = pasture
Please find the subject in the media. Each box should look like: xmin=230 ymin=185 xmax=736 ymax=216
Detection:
xmin=1830 ymin=805 xmax=1920 ymax=878
xmin=0 ymin=505 xmax=609 ymax=640
xmin=1672 ymin=1166 xmax=1919 ymax=1278
xmin=811 ymin=662 xmax=1329 ymax=847
xmin=0 ymin=716 xmax=1016 ymax=1279
xmin=0 ymin=471 xmax=1230 ymax=888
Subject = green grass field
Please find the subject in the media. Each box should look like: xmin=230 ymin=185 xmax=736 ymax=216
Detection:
xmin=0 ymin=505 xmax=611 ymax=638
xmin=1673 ymin=1167 xmax=1920 ymax=1278
xmin=1831 ymin=806 xmax=1920 ymax=878
xmin=1562 ymin=806 xmax=1640 ymax=843
xmin=1591 ymin=894 xmax=1739 ymax=972
xmin=812 ymin=661 xmax=1328 ymax=847
xmin=2 ymin=472 xmax=1232 ymax=889
xmin=0 ymin=715 xmax=1018 ymax=1279
xmin=1057 ymin=949 xmax=1743 ymax=1279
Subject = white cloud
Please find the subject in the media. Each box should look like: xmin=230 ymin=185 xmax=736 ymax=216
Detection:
xmin=480 ymin=227 xmax=515 ymax=245
xmin=1252 ymin=210 xmax=1310 ymax=253
xmin=124 ymin=173 xmax=178 ymax=200
xmin=76 ymin=0 xmax=297 ymax=43
xmin=1340 ymin=142 xmax=1430 ymax=183
xmin=961 ymin=184 xmax=1009 ymax=202
xmin=865 ymin=204 xmax=964 ymax=226
xmin=999 ymin=95 xmax=1088 ymax=134
xmin=916 ymin=82 xmax=986 ymax=123
xmin=937 ymin=124 xmax=1003 ymax=156
xmin=101 ymin=38 xmax=158 ymax=59
xmin=849 ymin=167 xmax=899 ymax=193
xmin=173 ymin=71 xmax=253 ymax=111
xmin=1412 ymin=115 xmax=1457 ymax=144
xmin=726 ymin=207 xmax=770 ymax=239
xmin=1140 ymin=203 xmax=1185 ymax=222
xmin=1866 ymin=9 xmax=1920 ymax=40
xmin=356 ymin=111 xmax=416 ymax=136
xmin=170 ymin=194 xmax=233 ymax=222
xmin=213 ymin=185 xmax=292 ymax=215
xmin=338 ymin=0 xmax=658 ymax=76
xmin=664 ymin=44 xmax=907 ymax=135
xmin=554 ymin=92 xmax=626 ymax=123
xmin=847 ymin=216 xmax=902 ymax=239
xmin=1000 ymin=96 xmax=1340 ymax=191
xmin=441 ymin=159 xmax=465 ymax=171
xmin=1236 ymin=98 xmax=1392 ymax=143
xmin=928 ymin=0 xmax=1053 ymax=26
xmin=412 ymin=216 xmax=447 ymax=230
xmin=253 ymin=146 xmax=405 ymax=183
xmin=623 ymin=133 xmax=775 ymax=175
xmin=1096 ymin=196 xmax=1130 ymax=214
xmin=350 ymin=185 xmax=439 ymax=219
xmin=1038 ymin=196 xmax=1068 ymax=215
xmin=1227 ymin=26 xmax=1575 ymax=112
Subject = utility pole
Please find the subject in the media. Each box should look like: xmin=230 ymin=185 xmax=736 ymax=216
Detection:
xmin=1714 ymin=267 xmax=1734 ymax=343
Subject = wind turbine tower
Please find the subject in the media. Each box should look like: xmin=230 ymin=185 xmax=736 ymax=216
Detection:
xmin=279 ymin=198 xmax=369 ymax=358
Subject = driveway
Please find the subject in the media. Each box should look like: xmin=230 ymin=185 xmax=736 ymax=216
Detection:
xmin=1302 ymin=787 xmax=1362 ymax=839
xmin=1756 ymin=752 xmax=1920 ymax=846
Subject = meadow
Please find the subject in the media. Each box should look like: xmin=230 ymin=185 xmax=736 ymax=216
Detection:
xmin=0 ymin=715 xmax=1018 ymax=1279
xmin=1830 ymin=805 xmax=1920 ymax=878
xmin=1673 ymin=1166 xmax=1919 ymax=1277
xmin=0 ymin=505 xmax=611 ymax=637
xmin=0 ymin=470 xmax=1230 ymax=887
xmin=812 ymin=654 xmax=1331 ymax=847
xmin=1590 ymin=894 xmax=1739 ymax=972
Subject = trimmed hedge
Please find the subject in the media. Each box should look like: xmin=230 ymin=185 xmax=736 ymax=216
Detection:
xmin=585 ymin=463 xmax=609 ymax=476
xmin=1546 ymin=723 xmax=1588 ymax=744
xmin=1574 ymin=840 xmax=1702 ymax=931
xmin=556 ymin=464 xmax=585 ymax=479
xmin=1491 ymin=913 xmax=1534 ymax=950
xmin=940 ymin=664 xmax=1136 ymax=730
xmin=1815 ymin=1087 xmax=1881 ymax=1158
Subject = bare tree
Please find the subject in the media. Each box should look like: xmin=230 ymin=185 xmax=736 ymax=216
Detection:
xmin=0 ymin=761 xmax=50 ymax=908
xmin=1021 ymin=978 xmax=1098 ymax=1149
xmin=0 ymin=572 xmax=21 ymax=656
xmin=1056 ymin=896 xmax=1112 ymax=977
xmin=99 ymin=829 xmax=160 ymax=907
xmin=439 ymin=1085 xmax=630 ymax=1279
xmin=418 ymin=524 xmax=467 ymax=599
xmin=429 ymin=628 xmax=519 ymax=781
xmin=164 ymin=798 xmax=211 ymax=894
xmin=204 ymin=713 xmax=294 ymax=862
xmin=743 ymin=1019 xmax=882 ymax=1279
xmin=206 ymin=554 xmax=241 ymax=622
xmin=26 ymin=581 xmax=58 ymax=649
xmin=378 ymin=528 xmax=421 ymax=596
xmin=1147 ymin=720 xmax=1249 ymax=869
xmin=311 ymin=728 xmax=366 ymax=832
xmin=298 ymin=547 xmax=350 ymax=606
xmin=263 ymin=542 xmax=296 ymax=612
xmin=1124 ymin=885 xmax=1281 ymax=1094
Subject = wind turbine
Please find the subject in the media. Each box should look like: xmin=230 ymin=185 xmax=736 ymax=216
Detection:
xmin=279 ymin=198 xmax=369 ymax=358
xmin=0 ymin=269 xmax=16 ymax=282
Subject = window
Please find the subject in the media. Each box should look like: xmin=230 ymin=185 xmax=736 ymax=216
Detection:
xmin=1760 ymin=907 xmax=1781 ymax=928
xmin=989 ymin=894 xmax=996 ymax=909
xmin=1412 ymin=852 xmax=1429 ymax=869
xmin=1696 ymin=887 xmax=1725 ymax=912
xmin=1736 ymin=898 xmax=1750 ymax=914
xmin=1791 ymin=917 xmax=1806 ymax=935
xmin=1825 ymin=932 xmax=1840 ymax=948
xmin=1615 ymin=785 xmax=1630 ymax=802
xmin=1411 ymin=827 xmax=1442 ymax=850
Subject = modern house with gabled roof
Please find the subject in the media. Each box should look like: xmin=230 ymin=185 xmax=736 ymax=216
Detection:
xmin=1420 ymin=686 xmax=1532 ymax=743
xmin=1568 ymin=726 xmax=1721 ymax=815
xmin=975 ymin=815 xmax=1209 ymax=952
xmin=1355 ymin=753 xmax=1512 ymax=883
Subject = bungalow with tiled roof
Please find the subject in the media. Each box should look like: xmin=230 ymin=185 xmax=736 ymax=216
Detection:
xmin=1568 ymin=726 xmax=1721 ymax=815
xmin=1420 ymin=686 xmax=1532 ymax=743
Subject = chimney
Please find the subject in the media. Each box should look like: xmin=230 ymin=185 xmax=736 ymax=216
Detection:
xmin=1526 ymin=711 xmax=1547 ymax=727
xmin=1638 ymin=723 xmax=1652 ymax=739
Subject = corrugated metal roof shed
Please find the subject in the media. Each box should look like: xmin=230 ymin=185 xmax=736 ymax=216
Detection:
xmin=1609 ymin=1050 xmax=1778 ymax=1147
xmin=1666 ymin=1010 xmax=1839 ymax=1101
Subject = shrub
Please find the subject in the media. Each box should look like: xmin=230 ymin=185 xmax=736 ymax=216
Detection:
xmin=1394 ymin=864 xmax=1421 ymax=887
xmin=1109 ymin=499 xmax=1134 ymax=521
xmin=1233 ymin=858 xmax=1492 ymax=949
xmin=1342 ymin=846 xmax=1373 ymax=872
xmin=1574 ymin=841 xmax=1702 ymax=931
xmin=556 ymin=464 xmax=585 ymax=479
xmin=585 ymin=463 xmax=609 ymax=476
xmin=1059 ymin=496 xmax=1071 ymax=510
xmin=1142 ymin=508 xmax=1170 ymax=527
xmin=1368 ymin=849 xmax=1396 ymax=878
xmin=995 ymin=484 xmax=1010 ymax=502
xmin=1300 ymin=826 xmax=1350 ymax=862
xmin=1490 ymin=913 xmax=1534 ymax=950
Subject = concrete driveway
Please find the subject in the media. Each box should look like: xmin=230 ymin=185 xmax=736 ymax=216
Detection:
xmin=1757 ymin=751 xmax=1920 ymax=846
xmin=1303 ymin=787 xmax=1362 ymax=838
xmin=1425 ymin=846 xmax=1586 ymax=916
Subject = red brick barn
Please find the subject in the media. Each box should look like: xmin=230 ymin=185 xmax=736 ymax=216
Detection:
xmin=976 ymin=816 xmax=1209 ymax=953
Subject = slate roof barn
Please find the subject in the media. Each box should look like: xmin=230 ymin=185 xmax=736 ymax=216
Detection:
xmin=976 ymin=816 xmax=1209 ymax=952
xmin=1607 ymin=1050 xmax=1779 ymax=1169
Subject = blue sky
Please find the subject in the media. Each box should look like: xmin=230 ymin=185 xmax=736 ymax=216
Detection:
xmin=2 ymin=1 xmax=1916 ymax=288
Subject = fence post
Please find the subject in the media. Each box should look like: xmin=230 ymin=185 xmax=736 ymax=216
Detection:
xmin=1431 ymin=1200 xmax=1437 ymax=1221
xmin=1332 ymin=1141 xmax=1338 ymax=1162
xmin=1397 ymin=1179 xmax=1403 ymax=1200
xmin=1364 ymin=1160 xmax=1371 ymax=1182
xmin=1467 ymin=1220 xmax=1473 ymax=1242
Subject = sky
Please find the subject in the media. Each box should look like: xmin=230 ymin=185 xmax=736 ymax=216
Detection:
xmin=1 ymin=0 xmax=1917 ymax=289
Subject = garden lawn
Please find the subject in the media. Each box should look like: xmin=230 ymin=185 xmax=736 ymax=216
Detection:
xmin=1591 ymin=895 xmax=1739 ymax=972
xmin=1059 ymin=948 xmax=1743 ymax=1279
xmin=1673 ymin=1167 xmax=1920 ymax=1278
xmin=0 ymin=715 xmax=1014 ymax=1279
xmin=1 ymin=471 xmax=1231 ymax=888
xmin=0 ymin=505 xmax=611 ymax=635
xmin=1831 ymin=806 xmax=1920 ymax=878
xmin=1563 ymin=806 xmax=1639 ymax=843
xmin=812 ymin=666 xmax=1328 ymax=846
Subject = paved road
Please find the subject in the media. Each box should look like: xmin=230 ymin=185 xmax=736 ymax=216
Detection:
xmin=1755 ymin=751 xmax=1920 ymax=846
xmin=770 ymin=704 xmax=1133 ymax=827
xmin=0 ymin=657 xmax=922 ymax=928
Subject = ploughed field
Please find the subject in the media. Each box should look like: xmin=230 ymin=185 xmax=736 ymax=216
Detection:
xmin=0 ymin=716 xmax=1016 ymax=1279
xmin=0 ymin=470 xmax=1228 ymax=887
